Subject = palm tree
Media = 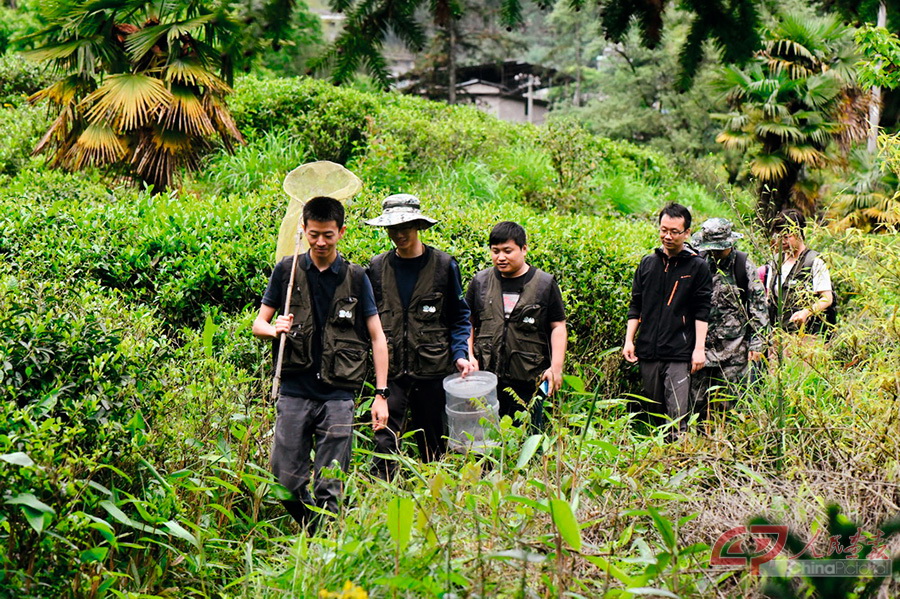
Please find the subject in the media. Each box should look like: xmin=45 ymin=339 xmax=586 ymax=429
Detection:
xmin=25 ymin=0 xmax=249 ymax=190
xmin=712 ymin=12 xmax=868 ymax=223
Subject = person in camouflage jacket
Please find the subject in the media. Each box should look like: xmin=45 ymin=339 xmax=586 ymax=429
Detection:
xmin=690 ymin=218 xmax=768 ymax=415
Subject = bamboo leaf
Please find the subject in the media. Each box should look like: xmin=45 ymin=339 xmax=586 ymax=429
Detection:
xmin=648 ymin=506 xmax=676 ymax=551
xmin=625 ymin=587 xmax=680 ymax=598
xmin=5 ymin=492 xmax=55 ymax=514
xmin=386 ymin=497 xmax=414 ymax=553
xmin=515 ymin=434 xmax=542 ymax=470
xmin=562 ymin=375 xmax=585 ymax=393
xmin=163 ymin=520 xmax=199 ymax=547
xmin=1 ymin=452 xmax=34 ymax=467
xmin=550 ymin=498 xmax=582 ymax=552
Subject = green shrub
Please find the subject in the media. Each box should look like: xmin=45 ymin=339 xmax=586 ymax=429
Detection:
xmin=229 ymin=75 xmax=378 ymax=163
xmin=198 ymin=128 xmax=308 ymax=195
xmin=0 ymin=170 xmax=279 ymax=327
xmin=0 ymin=53 xmax=54 ymax=105
xmin=0 ymin=103 xmax=48 ymax=176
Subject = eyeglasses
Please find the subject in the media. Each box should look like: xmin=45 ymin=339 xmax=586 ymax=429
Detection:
xmin=658 ymin=227 xmax=685 ymax=237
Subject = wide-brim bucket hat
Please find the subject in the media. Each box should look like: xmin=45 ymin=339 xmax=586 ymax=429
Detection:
xmin=365 ymin=193 xmax=438 ymax=229
xmin=693 ymin=217 xmax=744 ymax=251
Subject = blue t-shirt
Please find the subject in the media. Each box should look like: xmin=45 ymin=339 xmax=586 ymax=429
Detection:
xmin=262 ymin=252 xmax=378 ymax=401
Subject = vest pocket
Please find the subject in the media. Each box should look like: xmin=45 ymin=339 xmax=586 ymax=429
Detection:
xmin=414 ymin=339 xmax=451 ymax=378
xmin=414 ymin=293 xmax=444 ymax=322
xmin=514 ymin=304 xmax=543 ymax=333
xmin=329 ymin=338 xmax=368 ymax=385
xmin=474 ymin=335 xmax=494 ymax=373
xmin=281 ymin=324 xmax=313 ymax=370
xmin=507 ymin=349 xmax=547 ymax=383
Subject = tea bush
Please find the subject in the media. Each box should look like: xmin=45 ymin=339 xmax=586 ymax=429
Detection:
xmin=0 ymin=170 xmax=279 ymax=327
xmin=0 ymin=53 xmax=51 ymax=104
xmin=0 ymin=103 xmax=47 ymax=177
xmin=228 ymin=75 xmax=378 ymax=163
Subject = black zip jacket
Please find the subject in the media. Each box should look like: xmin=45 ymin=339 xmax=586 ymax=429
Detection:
xmin=627 ymin=246 xmax=713 ymax=362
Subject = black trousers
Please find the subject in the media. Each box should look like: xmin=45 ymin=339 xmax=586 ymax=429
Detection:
xmin=498 ymin=378 xmax=544 ymax=431
xmin=372 ymin=376 xmax=446 ymax=479
xmin=638 ymin=360 xmax=691 ymax=434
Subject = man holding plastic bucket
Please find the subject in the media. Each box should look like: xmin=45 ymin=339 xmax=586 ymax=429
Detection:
xmin=365 ymin=194 xmax=474 ymax=479
xmin=466 ymin=221 xmax=568 ymax=429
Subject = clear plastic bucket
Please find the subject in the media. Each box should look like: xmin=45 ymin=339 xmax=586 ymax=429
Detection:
xmin=443 ymin=371 xmax=500 ymax=452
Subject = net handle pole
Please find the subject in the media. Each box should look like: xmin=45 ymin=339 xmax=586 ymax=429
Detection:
xmin=271 ymin=214 xmax=304 ymax=401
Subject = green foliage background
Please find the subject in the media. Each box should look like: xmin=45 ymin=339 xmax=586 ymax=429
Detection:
xmin=1 ymin=69 xmax=899 ymax=598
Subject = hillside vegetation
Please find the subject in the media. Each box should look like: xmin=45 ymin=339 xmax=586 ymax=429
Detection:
xmin=2 ymin=74 xmax=899 ymax=598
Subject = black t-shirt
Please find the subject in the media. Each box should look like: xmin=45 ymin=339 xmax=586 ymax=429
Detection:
xmin=466 ymin=267 xmax=566 ymax=336
xmin=261 ymin=253 xmax=378 ymax=400
xmin=392 ymin=252 xmax=428 ymax=309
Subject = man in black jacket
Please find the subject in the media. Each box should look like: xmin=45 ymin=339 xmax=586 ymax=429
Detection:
xmin=622 ymin=203 xmax=713 ymax=437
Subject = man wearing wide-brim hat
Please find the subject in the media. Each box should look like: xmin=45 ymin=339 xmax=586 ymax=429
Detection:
xmin=365 ymin=194 xmax=474 ymax=479
xmin=690 ymin=217 xmax=768 ymax=417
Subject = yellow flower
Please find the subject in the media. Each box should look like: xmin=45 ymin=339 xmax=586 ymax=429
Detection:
xmin=317 ymin=581 xmax=368 ymax=599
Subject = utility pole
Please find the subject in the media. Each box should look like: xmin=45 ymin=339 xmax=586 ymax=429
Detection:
xmin=526 ymin=74 xmax=534 ymax=124
xmin=869 ymin=1 xmax=887 ymax=153
xmin=448 ymin=22 xmax=456 ymax=105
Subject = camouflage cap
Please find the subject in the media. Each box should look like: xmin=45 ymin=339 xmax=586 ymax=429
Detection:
xmin=693 ymin=218 xmax=743 ymax=251
xmin=364 ymin=194 xmax=438 ymax=229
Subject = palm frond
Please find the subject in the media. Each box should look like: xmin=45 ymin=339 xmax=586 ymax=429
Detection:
xmin=784 ymin=143 xmax=825 ymax=166
xmin=81 ymin=74 xmax=172 ymax=131
xmin=158 ymin=85 xmax=214 ymax=136
xmin=204 ymin=95 xmax=244 ymax=150
xmin=28 ymin=74 xmax=95 ymax=107
xmin=756 ymin=121 xmax=803 ymax=142
xmin=716 ymin=130 xmax=754 ymax=150
xmin=164 ymin=56 xmax=229 ymax=91
xmin=24 ymin=38 xmax=95 ymax=62
xmin=803 ymin=73 xmax=843 ymax=108
xmin=751 ymin=152 xmax=789 ymax=180
xmin=68 ymin=122 xmax=129 ymax=168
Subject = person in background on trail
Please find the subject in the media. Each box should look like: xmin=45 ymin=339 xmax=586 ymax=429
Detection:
xmin=689 ymin=218 xmax=768 ymax=415
xmin=466 ymin=221 xmax=567 ymax=430
xmin=364 ymin=194 xmax=474 ymax=480
xmin=765 ymin=209 xmax=835 ymax=336
xmin=252 ymin=196 xmax=389 ymax=531
xmin=622 ymin=203 xmax=713 ymax=439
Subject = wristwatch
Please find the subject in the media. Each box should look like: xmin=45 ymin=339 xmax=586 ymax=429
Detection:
xmin=374 ymin=387 xmax=390 ymax=399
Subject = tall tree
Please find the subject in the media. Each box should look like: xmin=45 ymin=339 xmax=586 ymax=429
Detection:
xmin=713 ymin=11 xmax=868 ymax=222
xmin=320 ymin=0 xmax=764 ymax=89
xmin=23 ymin=0 xmax=301 ymax=190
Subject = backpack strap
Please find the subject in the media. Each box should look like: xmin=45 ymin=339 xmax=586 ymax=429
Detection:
xmin=801 ymin=249 xmax=819 ymax=269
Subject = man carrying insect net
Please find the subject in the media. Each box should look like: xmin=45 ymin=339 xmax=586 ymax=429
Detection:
xmin=253 ymin=196 xmax=389 ymax=530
